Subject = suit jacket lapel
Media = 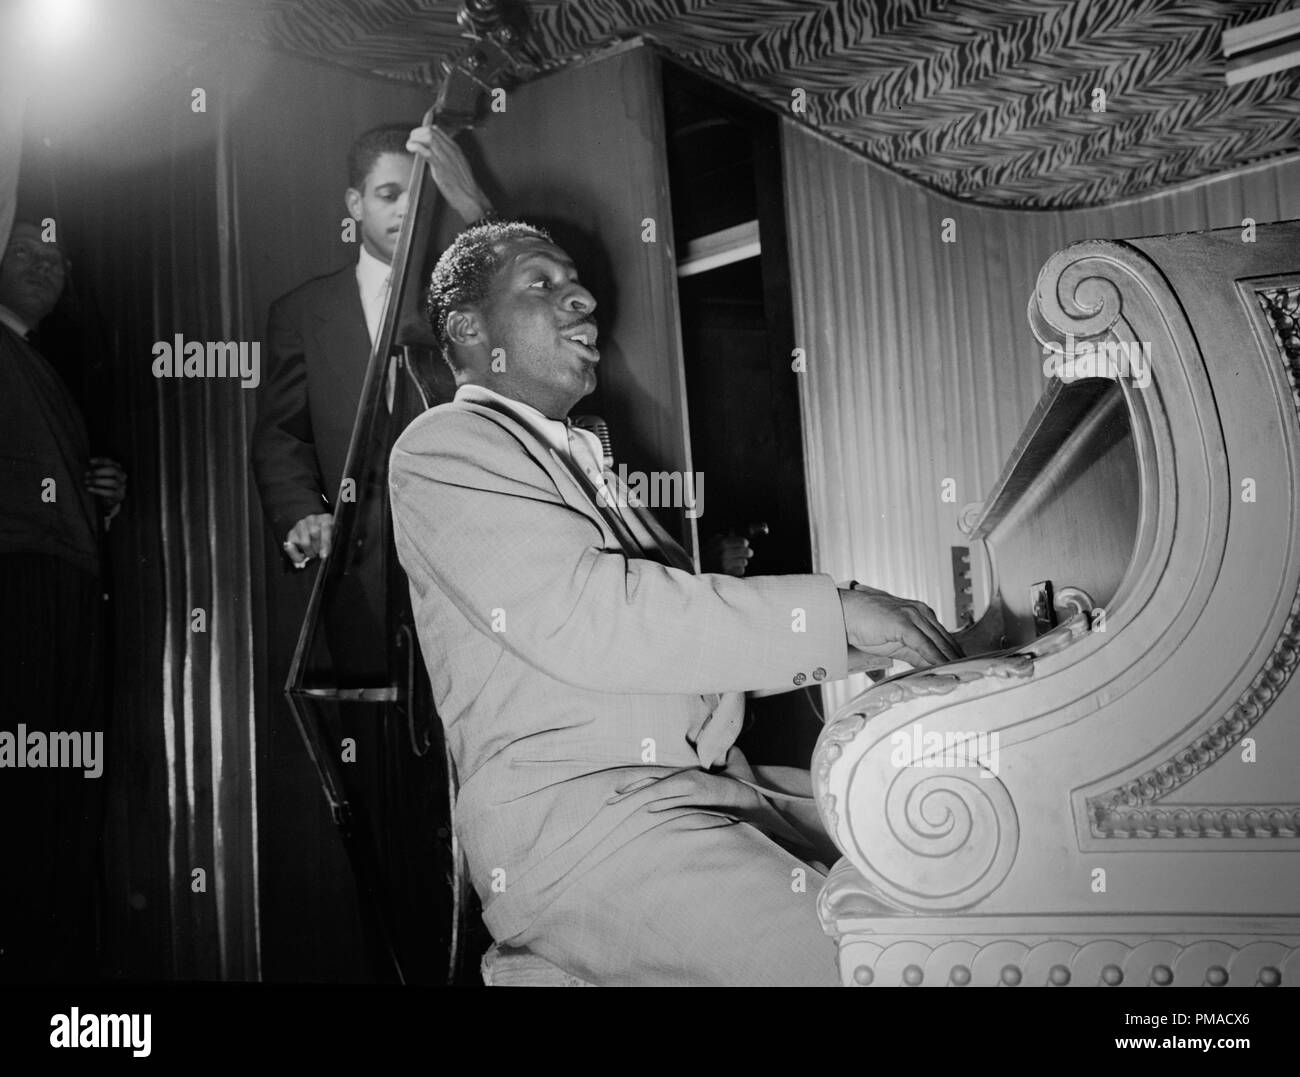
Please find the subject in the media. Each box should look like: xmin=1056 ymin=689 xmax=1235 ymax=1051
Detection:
xmin=547 ymin=446 xmax=657 ymax=557
xmin=456 ymin=398 xmax=694 ymax=570
xmin=603 ymin=467 xmax=695 ymax=573
xmin=455 ymin=398 xmax=622 ymax=548
xmin=310 ymin=266 xmax=371 ymax=410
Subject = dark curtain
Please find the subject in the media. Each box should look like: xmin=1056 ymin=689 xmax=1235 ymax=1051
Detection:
xmin=22 ymin=39 xmax=431 ymax=980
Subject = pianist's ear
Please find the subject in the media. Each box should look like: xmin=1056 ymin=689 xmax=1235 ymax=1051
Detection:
xmin=446 ymin=308 xmax=484 ymax=348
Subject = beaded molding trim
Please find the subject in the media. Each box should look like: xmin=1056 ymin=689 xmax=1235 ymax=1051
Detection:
xmin=840 ymin=935 xmax=1296 ymax=988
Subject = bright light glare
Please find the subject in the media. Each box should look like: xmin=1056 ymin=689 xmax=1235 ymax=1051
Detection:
xmin=24 ymin=0 xmax=95 ymax=51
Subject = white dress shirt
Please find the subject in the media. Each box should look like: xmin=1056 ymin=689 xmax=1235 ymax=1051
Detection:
xmin=453 ymin=383 xmax=608 ymax=491
xmin=355 ymin=244 xmax=391 ymax=347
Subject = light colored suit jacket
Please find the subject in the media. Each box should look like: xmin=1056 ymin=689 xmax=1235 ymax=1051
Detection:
xmin=389 ymin=395 xmax=848 ymax=942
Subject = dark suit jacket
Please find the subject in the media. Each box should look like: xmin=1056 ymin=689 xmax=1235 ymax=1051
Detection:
xmin=0 ymin=324 xmax=99 ymax=575
xmin=251 ymin=263 xmax=370 ymax=543
xmin=252 ymin=262 xmax=390 ymax=680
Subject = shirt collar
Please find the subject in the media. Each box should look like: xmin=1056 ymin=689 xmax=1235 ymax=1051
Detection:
xmin=454 ymin=383 xmax=577 ymax=459
xmin=0 ymin=304 xmax=31 ymax=338
xmin=355 ymin=243 xmax=391 ymax=297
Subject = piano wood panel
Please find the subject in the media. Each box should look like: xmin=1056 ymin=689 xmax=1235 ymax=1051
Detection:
xmin=967 ymin=380 xmax=1141 ymax=646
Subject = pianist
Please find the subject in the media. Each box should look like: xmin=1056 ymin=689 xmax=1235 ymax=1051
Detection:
xmin=388 ymin=218 xmax=962 ymax=986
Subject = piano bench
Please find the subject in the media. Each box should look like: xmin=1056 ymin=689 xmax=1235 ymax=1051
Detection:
xmin=480 ymin=944 xmax=595 ymax=987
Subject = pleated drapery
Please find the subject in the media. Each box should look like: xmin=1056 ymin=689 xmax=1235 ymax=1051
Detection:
xmin=781 ymin=120 xmax=1300 ymax=711
xmin=44 ymin=64 xmax=266 ymax=981
xmin=31 ymin=37 xmax=432 ymax=979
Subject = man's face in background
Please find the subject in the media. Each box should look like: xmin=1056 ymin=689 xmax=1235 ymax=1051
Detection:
xmin=0 ymin=222 xmax=66 ymax=327
xmin=345 ymin=151 xmax=413 ymax=264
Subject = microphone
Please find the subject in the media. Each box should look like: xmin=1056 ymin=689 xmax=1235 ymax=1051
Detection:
xmin=570 ymin=414 xmax=614 ymax=468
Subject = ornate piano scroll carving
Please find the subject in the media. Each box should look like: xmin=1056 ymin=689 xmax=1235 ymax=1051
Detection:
xmin=955 ymin=236 xmax=1213 ymax=668
xmin=1084 ymin=284 xmax=1300 ymax=840
xmin=1029 ymin=242 xmax=1129 ymax=342
xmin=816 ymin=223 xmax=1300 ymax=983
xmin=814 ymin=616 xmax=1092 ymax=913
xmin=1087 ymin=595 xmax=1300 ymax=838
xmin=811 ymin=619 xmax=1097 ymax=910
xmin=1261 ymin=285 xmax=1300 ymax=391
xmin=816 ymin=653 xmax=1030 ymax=913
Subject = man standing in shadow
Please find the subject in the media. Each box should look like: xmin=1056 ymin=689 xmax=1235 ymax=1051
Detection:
xmin=0 ymin=219 xmax=127 ymax=982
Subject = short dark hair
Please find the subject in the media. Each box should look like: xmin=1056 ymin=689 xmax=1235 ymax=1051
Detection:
xmin=347 ymin=124 xmax=413 ymax=191
xmin=426 ymin=219 xmax=553 ymax=361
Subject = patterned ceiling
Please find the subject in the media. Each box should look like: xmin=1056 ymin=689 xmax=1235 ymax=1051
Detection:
xmin=169 ymin=0 xmax=1300 ymax=208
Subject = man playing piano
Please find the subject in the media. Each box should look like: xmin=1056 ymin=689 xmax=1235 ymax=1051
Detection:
xmin=388 ymin=183 xmax=961 ymax=985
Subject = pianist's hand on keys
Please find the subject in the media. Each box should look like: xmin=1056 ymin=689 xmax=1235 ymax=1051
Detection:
xmin=838 ymin=582 xmax=963 ymax=670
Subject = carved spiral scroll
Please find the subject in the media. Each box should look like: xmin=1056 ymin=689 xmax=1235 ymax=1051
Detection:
xmin=815 ymin=659 xmax=1034 ymax=912
xmin=1030 ymin=241 xmax=1134 ymax=344
xmin=844 ymin=754 xmax=1020 ymax=911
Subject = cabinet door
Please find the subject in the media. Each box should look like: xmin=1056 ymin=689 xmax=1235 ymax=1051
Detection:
xmin=453 ymin=44 xmax=698 ymax=559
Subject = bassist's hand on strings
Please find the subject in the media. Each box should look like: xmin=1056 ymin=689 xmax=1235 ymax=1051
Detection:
xmin=407 ymin=126 xmax=494 ymax=224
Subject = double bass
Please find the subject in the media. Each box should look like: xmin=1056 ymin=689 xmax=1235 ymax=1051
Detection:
xmin=283 ymin=0 xmax=530 ymax=985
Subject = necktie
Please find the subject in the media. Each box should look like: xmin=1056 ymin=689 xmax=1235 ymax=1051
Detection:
xmin=363 ymin=274 xmax=391 ymax=347
xmin=566 ymin=426 xmax=605 ymax=488
xmin=378 ymin=275 xmax=395 ymax=412
xmin=565 ymin=429 xmax=661 ymax=562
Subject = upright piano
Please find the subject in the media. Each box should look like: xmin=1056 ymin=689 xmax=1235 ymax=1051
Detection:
xmin=814 ymin=221 xmax=1300 ymax=987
